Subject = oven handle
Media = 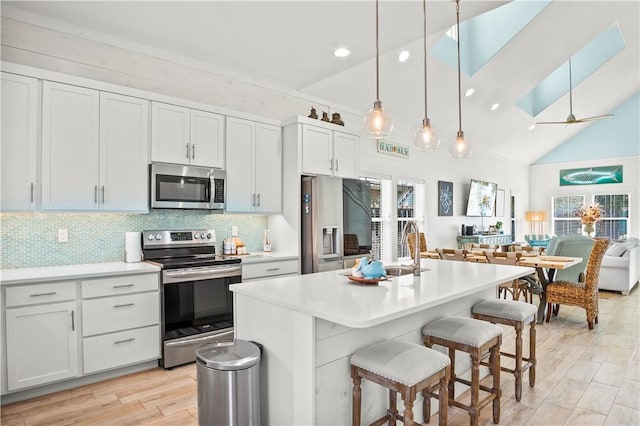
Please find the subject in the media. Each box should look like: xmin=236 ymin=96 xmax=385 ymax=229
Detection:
xmin=165 ymin=328 xmax=234 ymax=347
xmin=163 ymin=265 xmax=241 ymax=284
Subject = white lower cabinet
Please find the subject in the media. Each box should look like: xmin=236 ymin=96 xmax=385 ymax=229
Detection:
xmin=5 ymin=301 xmax=78 ymax=391
xmin=242 ymin=258 xmax=299 ymax=280
xmin=81 ymin=273 xmax=160 ymax=375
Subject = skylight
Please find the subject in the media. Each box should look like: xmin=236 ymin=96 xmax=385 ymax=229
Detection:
xmin=517 ymin=25 xmax=627 ymax=117
xmin=431 ymin=0 xmax=552 ymax=77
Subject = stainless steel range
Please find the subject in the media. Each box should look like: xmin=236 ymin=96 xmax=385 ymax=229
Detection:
xmin=142 ymin=229 xmax=241 ymax=368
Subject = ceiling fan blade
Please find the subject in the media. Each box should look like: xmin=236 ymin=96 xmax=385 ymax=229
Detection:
xmin=575 ymin=114 xmax=615 ymax=123
xmin=535 ymin=120 xmax=573 ymax=125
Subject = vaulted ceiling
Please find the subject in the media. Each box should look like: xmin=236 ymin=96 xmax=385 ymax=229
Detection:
xmin=3 ymin=1 xmax=638 ymax=165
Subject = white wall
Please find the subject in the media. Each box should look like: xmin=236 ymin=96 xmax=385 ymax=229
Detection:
xmin=530 ymin=156 xmax=640 ymax=238
xmin=0 ymin=14 xmax=530 ymax=253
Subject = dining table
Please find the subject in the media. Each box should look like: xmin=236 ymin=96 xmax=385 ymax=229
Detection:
xmin=516 ymin=255 xmax=583 ymax=324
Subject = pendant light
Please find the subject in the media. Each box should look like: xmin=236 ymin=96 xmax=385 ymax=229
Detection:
xmin=364 ymin=0 xmax=393 ymax=139
xmin=449 ymin=0 xmax=472 ymax=159
xmin=414 ymin=0 xmax=440 ymax=150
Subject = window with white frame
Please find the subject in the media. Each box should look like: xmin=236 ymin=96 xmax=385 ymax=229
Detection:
xmin=552 ymin=195 xmax=584 ymax=235
xmin=594 ymin=194 xmax=629 ymax=240
xmin=396 ymin=180 xmax=423 ymax=258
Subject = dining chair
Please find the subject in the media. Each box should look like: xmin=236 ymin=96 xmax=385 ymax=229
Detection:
xmin=545 ymin=238 xmax=609 ymax=329
xmin=436 ymin=248 xmax=467 ymax=261
xmin=545 ymin=235 xmax=595 ymax=282
xmin=407 ymin=232 xmax=427 ymax=259
xmin=485 ymin=251 xmax=534 ymax=303
xmin=470 ymin=243 xmax=499 ymax=252
xmin=512 ymin=245 xmax=545 ymax=256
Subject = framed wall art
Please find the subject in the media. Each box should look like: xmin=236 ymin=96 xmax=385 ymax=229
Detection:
xmin=438 ymin=181 xmax=453 ymax=216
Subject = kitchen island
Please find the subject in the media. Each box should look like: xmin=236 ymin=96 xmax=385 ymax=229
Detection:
xmin=230 ymin=258 xmax=535 ymax=425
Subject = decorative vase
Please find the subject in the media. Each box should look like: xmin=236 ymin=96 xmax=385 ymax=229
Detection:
xmin=584 ymin=223 xmax=595 ymax=237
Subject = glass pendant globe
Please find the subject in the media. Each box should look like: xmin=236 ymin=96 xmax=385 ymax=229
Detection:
xmin=449 ymin=131 xmax=472 ymax=158
xmin=414 ymin=119 xmax=440 ymax=150
xmin=364 ymin=101 xmax=394 ymax=139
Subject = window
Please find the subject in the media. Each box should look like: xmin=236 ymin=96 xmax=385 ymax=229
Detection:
xmin=594 ymin=194 xmax=629 ymax=240
xmin=397 ymin=181 xmax=415 ymax=258
xmin=552 ymin=195 xmax=584 ymax=235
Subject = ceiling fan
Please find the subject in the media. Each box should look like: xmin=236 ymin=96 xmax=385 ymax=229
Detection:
xmin=536 ymin=59 xmax=614 ymax=125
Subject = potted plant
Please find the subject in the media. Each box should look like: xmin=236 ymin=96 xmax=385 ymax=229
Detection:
xmin=495 ymin=221 xmax=503 ymax=234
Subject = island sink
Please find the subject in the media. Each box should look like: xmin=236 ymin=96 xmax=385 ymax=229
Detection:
xmin=385 ymin=265 xmax=429 ymax=276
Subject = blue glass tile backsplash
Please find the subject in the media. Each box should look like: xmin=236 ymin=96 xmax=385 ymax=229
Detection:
xmin=0 ymin=211 xmax=267 ymax=269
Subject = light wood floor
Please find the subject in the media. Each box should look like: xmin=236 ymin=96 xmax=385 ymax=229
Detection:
xmin=2 ymin=288 xmax=638 ymax=426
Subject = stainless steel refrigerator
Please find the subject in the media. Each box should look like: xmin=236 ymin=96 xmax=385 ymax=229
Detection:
xmin=301 ymin=175 xmax=343 ymax=273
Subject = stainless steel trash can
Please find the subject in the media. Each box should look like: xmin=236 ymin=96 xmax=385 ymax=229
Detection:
xmin=196 ymin=340 xmax=261 ymax=426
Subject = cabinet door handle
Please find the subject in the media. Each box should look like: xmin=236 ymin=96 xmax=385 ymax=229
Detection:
xmin=94 ymin=185 xmax=98 ymax=204
xmin=30 ymin=183 xmax=34 ymax=203
xmin=266 ymin=267 xmax=280 ymax=272
xmin=257 ymin=193 xmax=260 ymax=207
xmin=252 ymin=193 xmax=256 ymax=206
xmin=113 ymin=284 xmax=134 ymax=289
xmin=186 ymin=143 xmax=190 ymax=159
xmin=114 ymin=338 xmax=135 ymax=345
xmin=30 ymin=292 xmax=57 ymax=297
xmin=335 ymin=159 xmax=339 ymax=172
xmin=114 ymin=303 xmax=135 ymax=308
xmin=329 ymin=159 xmax=333 ymax=171
xmin=191 ymin=144 xmax=195 ymax=159
xmin=101 ymin=186 xmax=105 ymax=204
xmin=71 ymin=310 xmax=75 ymax=331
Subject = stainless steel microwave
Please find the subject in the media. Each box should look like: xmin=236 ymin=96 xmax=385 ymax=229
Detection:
xmin=150 ymin=163 xmax=225 ymax=211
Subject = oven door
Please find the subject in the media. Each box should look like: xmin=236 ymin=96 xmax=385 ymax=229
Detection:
xmin=161 ymin=265 xmax=241 ymax=367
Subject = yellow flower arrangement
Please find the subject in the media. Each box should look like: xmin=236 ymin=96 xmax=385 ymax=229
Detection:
xmin=574 ymin=203 xmax=604 ymax=225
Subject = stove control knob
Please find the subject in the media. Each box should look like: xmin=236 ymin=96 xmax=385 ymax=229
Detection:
xmin=147 ymin=234 xmax=155 ymax=240
xmin=207 ymin=233 xmax=212 ymax=239
xmin=200 ymin=233 xmax=206 ymax=239
xmin=194 ymin=233 xmax=199 ymax=239
xmin=155 ymin=234 xmax=162 ymax=240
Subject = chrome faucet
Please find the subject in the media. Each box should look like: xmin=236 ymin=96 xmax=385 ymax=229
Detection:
xmin=401 ymin=221 xmax=421 ymax=276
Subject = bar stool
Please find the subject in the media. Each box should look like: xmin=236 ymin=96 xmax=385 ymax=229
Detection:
xmin=350 ymin=340 xmax=450 ymax=426
xmin=422 ymin=317 xmax=502 ymax=426
xmin=472 ymin=299 xmax=537 ymax=401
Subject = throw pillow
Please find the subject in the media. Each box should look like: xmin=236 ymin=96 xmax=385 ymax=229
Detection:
xmin=606 ymin=242 xmax=627 ymax=257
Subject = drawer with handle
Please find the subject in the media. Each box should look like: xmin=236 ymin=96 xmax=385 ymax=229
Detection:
xmin=81 ymin=273 xmax=158 ymax=298
xmin=5 ymin=281 xmax=76 ymax=307
xmin=83 ymin=325 xmax=160 ymax=374
xmin=242 ymin=259 xmax=298 ymax=280
xmin=82 ymin=292 xmax=160 ymax=336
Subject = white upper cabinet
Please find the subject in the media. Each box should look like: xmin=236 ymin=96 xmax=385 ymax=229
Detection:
xmin=1 ymin=73 xmax=39 ymax=211
xmin=301 ymin=123 xmax=359 ymax=179
xmin=99 ymin=92 xmax=149 ymax=212
xmin=151 ymin=102 xmax=224 ymax=168
xmin=42 ymin=81 xmax=149 ymax=211
xmin=226 ymin=117 xmax=282 ymax=213
xmin=42 ymin=81 xmax=100 ymax=210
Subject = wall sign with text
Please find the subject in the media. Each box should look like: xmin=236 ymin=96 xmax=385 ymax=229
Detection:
xmin=377 ymin=140 xmax=410 ymax=158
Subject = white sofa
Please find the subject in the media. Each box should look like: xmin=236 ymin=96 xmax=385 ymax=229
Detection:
xmin=598 ymin=238 xmax=639 ymax=295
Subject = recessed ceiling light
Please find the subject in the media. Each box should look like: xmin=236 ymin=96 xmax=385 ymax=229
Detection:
xmin=398 ymin=50 xmax=410 ymax=62
xmin=465 ymin=88 xmax=474 ymax=97
xmin=334 ymin=47 xmax=351 ymax=58
xmin=491 ymin=103 xmax=500 ymax=111
xmin=528 ymin=124 xmax=536 ymax=131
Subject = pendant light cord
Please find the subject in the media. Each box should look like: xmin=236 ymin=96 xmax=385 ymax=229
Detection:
xmin=422 ymin=0 xmax=428 ymax=119
xmin=456 ymin=0 xmax=462 ymax=133
xmin=375 ymin=0 xmax=380 ymax=102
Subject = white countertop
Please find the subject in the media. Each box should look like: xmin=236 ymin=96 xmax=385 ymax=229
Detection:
xmin=230 ymin=259 xmax=535 ymax=328
xmin=0 ymin=262 xmax=160 ymax=285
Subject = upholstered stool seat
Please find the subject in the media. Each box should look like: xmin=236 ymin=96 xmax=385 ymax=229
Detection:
xmin=473 ymin=299 xmax=537 ymax=401
xmin=351 ymin=340 xmax=450 ymax=426
xmin=422 ymin=317 xmax=502 ymax=426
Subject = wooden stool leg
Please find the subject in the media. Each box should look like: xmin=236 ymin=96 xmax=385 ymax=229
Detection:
xmin=448 ymin=347 xmax=456 ymax=402
xmin=529 ymin=321 xmax=536 ymax=387
xmin=439 ymin=367 xmax=449 ymax=426
xmin=403 ymin=395 xmax=415 ymax=426
xmin=470 ymin=351 xmax=480 ymax=426
xmin=515 ymin=324 xmax=523 ymax=401
xmin=388 ymin=390 xmax=398 ymax=424
xmin=492 ymin=345 xmax=501 ymax=424
xmin=422 ymin=389 xmax=431 ymax=424
xmin=352 ymin=368 xmax=362 ymax=426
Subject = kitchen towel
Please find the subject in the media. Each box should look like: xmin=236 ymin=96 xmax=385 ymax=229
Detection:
xmin=125 ymin=232 xmax=142 ymax=263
